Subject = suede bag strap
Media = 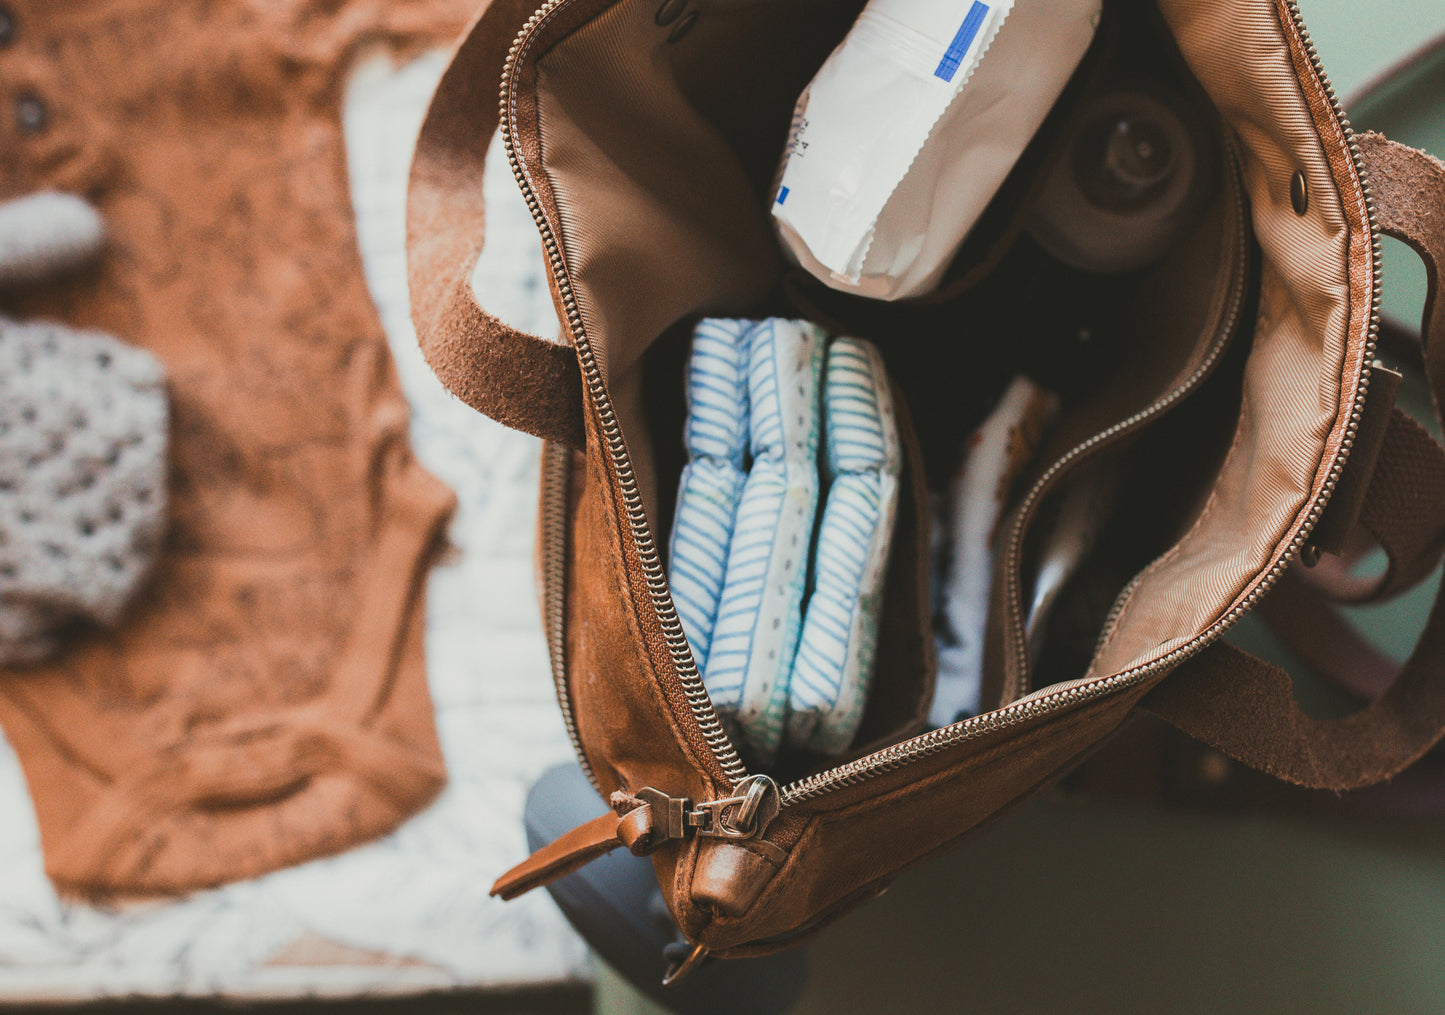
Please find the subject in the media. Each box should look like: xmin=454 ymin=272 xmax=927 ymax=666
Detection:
xmin=406 ymin=0 xmax=587 ymax=450
xmin=1295 ymin=405 xmax=1445 ymax=603
xmin=1255 ymin=568 xmax=1399 ymax=702
xmin=1253 ymin=411 xmax=1445 ymax=698
xmin=1350 ymin=406 xmax=1445 ymax=598
xmin=1360 ymin=132 xmax=1445 ymax=418
xmin=1143 ymin=135 xmax=1445 ymax=791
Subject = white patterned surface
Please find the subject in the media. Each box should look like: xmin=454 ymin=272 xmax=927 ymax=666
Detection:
xmin=0 ymin=50 xmax=588 ymax=1001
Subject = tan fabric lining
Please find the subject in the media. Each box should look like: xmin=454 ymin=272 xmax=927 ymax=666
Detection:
xmin=1087 ymin=0 xmax=1366 ymax=679
xmin=533 ymin=0 xmax=798 ymax=384
xmin=531 ymin=0 xmax=861 ymax=516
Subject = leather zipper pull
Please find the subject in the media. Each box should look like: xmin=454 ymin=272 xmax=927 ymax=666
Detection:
xmin=491 ymin=776 xmax=781 ymax=901
xmin=490 ymin=790 xmax=668 ymax=901
xmin=490 ymin=811 xmax=627 ymax=901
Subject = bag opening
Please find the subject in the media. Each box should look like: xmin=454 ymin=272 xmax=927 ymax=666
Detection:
xmin=516 ymin=0 xmax=1369 ymax=772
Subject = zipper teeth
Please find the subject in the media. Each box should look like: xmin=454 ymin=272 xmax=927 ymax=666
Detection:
xmin=1084 ymin=166 xmax=1251 ymax=665
xmin=783 ymin=1 xmax=1383 ymax=808
xmin=1003 ymin=166 xmax=1249 ymax=701
xmin=501 ymin=2 xmax=749 ymax=787
xmin=540 ymin=441 xmax=599 ymax=790
xmin=1285 ymin=2 xmax=1383 ymax=515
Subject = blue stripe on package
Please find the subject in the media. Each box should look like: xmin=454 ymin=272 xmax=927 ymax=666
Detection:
xmin=788 ymin=338 xmax=901 ymax=754
xmin=705 ymin=319 xmax=825 ymax=765
xmin=934 ymin=1 xmax=991 ymax=82
xmin=669 ymin=318 xmax=753 ymax=669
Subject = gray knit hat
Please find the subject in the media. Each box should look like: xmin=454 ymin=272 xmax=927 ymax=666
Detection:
xmin=1 ymin=194 xmax=169 ymax=664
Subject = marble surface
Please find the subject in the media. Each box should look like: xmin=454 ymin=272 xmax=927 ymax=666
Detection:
xmin=0 ymin=49 xmax=588 ymax=1001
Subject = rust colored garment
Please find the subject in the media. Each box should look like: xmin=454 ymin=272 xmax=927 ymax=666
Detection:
xmin=0 ymin=0 xmax=475 ymax=893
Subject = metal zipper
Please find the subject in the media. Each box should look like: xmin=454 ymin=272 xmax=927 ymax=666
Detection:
xmin=783 ymin=0 xmax=1384 ymax=807
xmin=784 ymin=183 xmax=1249 ymax=804
xmin=630 ymin=774 xmax=783 ymax=844
xmin=999 ymin=158 xmax=1251 ymax=704
xmin=506 ymin=0 xmax=1381 ymax=812
xmin=539 ymin=440 xmax=599 ymax=790
xmin=502 ymin=0 xmax=750 ymax=789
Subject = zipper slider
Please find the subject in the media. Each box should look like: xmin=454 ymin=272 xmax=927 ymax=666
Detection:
xmin=633 ymin=776 xmax=783 ymax=987
xmin=630 ymin=774 xmax=781 ymax=847
xmin=691 ymin=774 xmax=782 ymax=839
xmin=493 ymin=775 xmax=784 ymax=900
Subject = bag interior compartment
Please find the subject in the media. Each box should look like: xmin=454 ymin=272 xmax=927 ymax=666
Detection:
xmin=642 ymin=174 xmax=1251 ymax=779
xmin=519 ymin=0 xmax=1366 ymax=768
xmin=1006 ymin=302 xmax=1254 ymax=700
xmin=644 ymin=321 xmax=937 ymax=774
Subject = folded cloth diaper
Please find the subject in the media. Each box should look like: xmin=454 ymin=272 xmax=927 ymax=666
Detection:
xmin=702 ymin=319 xmax=826 ymax=765
xmin=670 ymin=319 xmax=902 ymax=765
xmin=669 ymin=318 xmax=753 ymax=670
xmin=788 ymin=338 xmax=902 ymax=754
xmin=930 ymin=376 xmax=1057 ymax=726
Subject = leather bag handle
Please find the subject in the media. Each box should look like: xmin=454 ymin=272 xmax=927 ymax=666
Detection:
xmin=406 ymin=0 xmax=586 ymax=450
xmin=1301 ymin=406 xmax=1445 ymax=604
xmin=1144 ymin=135 xmax=1445 ymax=790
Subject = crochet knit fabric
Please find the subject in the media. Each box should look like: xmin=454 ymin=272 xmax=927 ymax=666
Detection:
xmin=0 ymin=318 xmax=168 ymax=664
xmin=0 ymin=0 xmax=473 ymax=894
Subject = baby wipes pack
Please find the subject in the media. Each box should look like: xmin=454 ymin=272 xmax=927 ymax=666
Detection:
xmin=773 ymin=0 xmax=1101 ymax=300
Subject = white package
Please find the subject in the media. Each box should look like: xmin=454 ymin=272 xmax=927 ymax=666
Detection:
xmin=773 ymin=0 xmax=1101 ymax=301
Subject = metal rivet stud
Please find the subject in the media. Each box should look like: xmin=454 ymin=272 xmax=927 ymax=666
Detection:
xmin=16 ymin=92 xmax=47 ymax=134
xmin=666 ymin=9 xmax=699 ymax=42
xmin=654 ymin=0 xmax=687 ymax=26
xmin=0 ymin=7 xmax=15 ymax=46
xmin=1290 ymin=170 xmax=1309 ymax=215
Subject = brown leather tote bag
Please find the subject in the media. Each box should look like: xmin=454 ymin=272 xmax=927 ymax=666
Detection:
xmin=406 ymin=0 xmax=1445 ymax=976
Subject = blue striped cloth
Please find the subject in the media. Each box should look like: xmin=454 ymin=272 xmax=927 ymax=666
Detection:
xmin=668 ymin=319 xmax=898 ymax=764
xmin=704 ymin=319 xmax=825 ymax=764
xmin=788 ymin=338 xmax=901 ymax=754
xmin=669 ymin=318 xmax=753 ymax=670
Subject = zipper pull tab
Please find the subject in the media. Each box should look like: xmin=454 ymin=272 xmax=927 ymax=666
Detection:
xmin=490 ymin=811 xmax=623 ymax=901
xmin=492 ymin=777 xmax=782 ymax=900
xmin=689 ymin=774 xmax=781 ymax=840
xmin=627 ymin=775 xmax=781 ymax=850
